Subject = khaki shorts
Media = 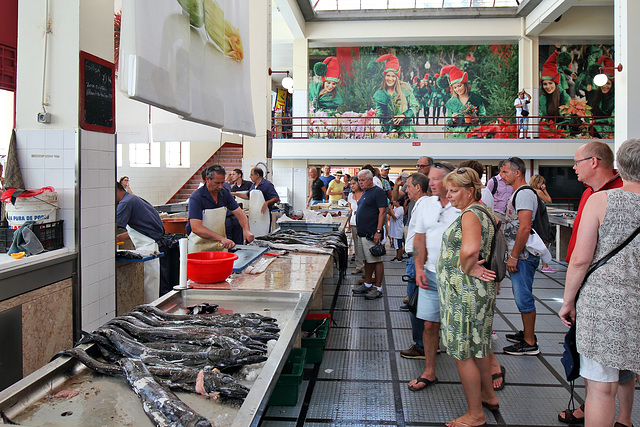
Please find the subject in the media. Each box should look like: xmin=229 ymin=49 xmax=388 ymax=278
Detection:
xmin=360 ymin=236 xmax=383 ymax=263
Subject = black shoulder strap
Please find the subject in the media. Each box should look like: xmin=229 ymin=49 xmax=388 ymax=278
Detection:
xmin=512 ymin=185 xmax=536 ymax=211
xmin=490 ymin=177 xmax=498 ymax=195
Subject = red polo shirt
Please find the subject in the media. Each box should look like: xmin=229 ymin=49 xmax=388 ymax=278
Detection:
xmin=565 ymin=171 xmax=622 ymax=262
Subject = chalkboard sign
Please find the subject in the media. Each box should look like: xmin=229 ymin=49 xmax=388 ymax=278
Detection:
xmin=79 ymin=51 xmax=115 ymax=133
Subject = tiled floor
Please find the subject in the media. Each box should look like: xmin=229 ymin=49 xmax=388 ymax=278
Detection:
xmin=260 ymin=254 xmax=640 ymax=426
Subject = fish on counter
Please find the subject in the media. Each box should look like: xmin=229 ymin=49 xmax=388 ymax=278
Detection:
xmin=55 ymin=302 xmax=281 ymax=426
xmin=120 ymin=358 xmax=212 ymax=427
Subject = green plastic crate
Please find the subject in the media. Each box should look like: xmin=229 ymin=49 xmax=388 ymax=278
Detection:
xmin=301 ymin=318 xmax=329 ymax=364
xmin=268 ymin=347 xmax=306 ymax=406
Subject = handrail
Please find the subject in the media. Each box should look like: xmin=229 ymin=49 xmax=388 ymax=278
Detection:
xmin=271 ymin=114 xmax=614 ymax=140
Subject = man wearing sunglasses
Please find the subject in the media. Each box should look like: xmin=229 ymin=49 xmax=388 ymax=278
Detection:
xmin=500 ymin=157 xmax=540 ymax=355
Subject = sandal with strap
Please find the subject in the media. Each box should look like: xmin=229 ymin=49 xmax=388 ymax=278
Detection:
xmin=558 ymin=403 xmax=584 ymax=424
xmin=492 ymin=365 xmax=506 ymax=391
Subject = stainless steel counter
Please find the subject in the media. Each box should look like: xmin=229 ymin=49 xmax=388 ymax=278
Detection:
xmin=0 ymin=289 xmax=311 ymax=427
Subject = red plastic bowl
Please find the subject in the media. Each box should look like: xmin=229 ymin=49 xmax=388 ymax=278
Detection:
xmin=187 ymin=252 xmax=239 ymax=284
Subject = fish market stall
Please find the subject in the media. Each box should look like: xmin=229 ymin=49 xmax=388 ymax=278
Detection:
xmin=0 ymin=289 xmax=311 ymax=427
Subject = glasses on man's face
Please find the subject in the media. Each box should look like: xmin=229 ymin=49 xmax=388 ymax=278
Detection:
xmin=434 ymin=162 xmax=455 ymax=173
xmin=416 ymin=164 xmax=430 ymax=169
xmin=573 ymin=156 xmax=601 ymax=166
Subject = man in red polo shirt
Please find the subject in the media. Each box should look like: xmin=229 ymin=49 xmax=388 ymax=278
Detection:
xmin=565 ymin=140 xmax=622 ymax=261
xmin=559 ymin=140 xmax=634 ymax=426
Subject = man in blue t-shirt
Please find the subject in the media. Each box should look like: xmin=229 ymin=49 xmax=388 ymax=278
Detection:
xmin=116 ymin=182 xmax=170 ymax=300
xmin=319 ymin=165 xmax=335 ymax=194
xmin=187 ymin=166 xmax=254 ymax=249
xmin=235 ymin=167 xmax=280 ymax=214
xmin=352 ymin=169 xmax=389 ymax=300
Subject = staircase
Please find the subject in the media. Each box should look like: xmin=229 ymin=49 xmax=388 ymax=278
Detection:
xmin=166 ymin=143 xmax=243 ymax=204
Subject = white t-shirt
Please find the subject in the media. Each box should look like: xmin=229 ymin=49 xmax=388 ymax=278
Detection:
xmin=480 ymin=187 xmax=495 ymax=211
xmin=373 ymin=176 xmax=383 ymax=189
xmin=405 ymin=195 xmax=428 ymax=254
xmin=504 ymin=186 xmax=538 ymax=258
xmin=514 ymin=96 xmax=529 ymax=117
xmin=388 ymin=206 xmax=404 ymax=239
xmin=412 ymin=196 xmax=461 ymax=272
xmin=347 ymin=192 xmax=359 ymax=226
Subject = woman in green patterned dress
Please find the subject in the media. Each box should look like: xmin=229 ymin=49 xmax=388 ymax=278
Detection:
xmin=437 ymin=168 xmax=499 ymax=427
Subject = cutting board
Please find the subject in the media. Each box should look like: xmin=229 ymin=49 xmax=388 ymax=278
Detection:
xmin=232 ymin=247 xmax=268 ymax=273
xmin=249 ymin=190 xmax=270 ymax=237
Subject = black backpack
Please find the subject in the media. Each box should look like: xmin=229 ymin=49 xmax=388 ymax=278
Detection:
xmin=472 ymin=205 xmax=508 ymax=282
xmin=489 ymin=176 xmax=498 ymax=196
xmin=512 ymin=185 xmax=556 ymax=244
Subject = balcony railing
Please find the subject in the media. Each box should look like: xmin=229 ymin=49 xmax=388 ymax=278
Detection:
xmin=271 ymin=114 xmax=614 ymax=140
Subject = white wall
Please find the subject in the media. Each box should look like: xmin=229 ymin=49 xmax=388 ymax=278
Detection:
xmin=117 ymin=139 xmax=222 ymax=206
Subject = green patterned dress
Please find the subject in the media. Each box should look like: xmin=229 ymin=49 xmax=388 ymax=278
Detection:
xmin=436 ymin=204 xmax=497 ymax=360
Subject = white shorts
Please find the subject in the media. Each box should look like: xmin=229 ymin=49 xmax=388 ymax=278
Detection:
xmin=579 ymin=354 xmax=639 ymax=383
xmin=359 ymin=236 xmax=383 ymax=264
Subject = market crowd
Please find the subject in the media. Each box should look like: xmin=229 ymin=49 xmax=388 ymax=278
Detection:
xmin=336 ymin=139 xmax=639 ymax=427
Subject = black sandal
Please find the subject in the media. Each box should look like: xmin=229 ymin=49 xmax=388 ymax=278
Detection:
xmin=492 ymin=365 xmax=506 ymax=391
xmin=558 ymin=403 xmax=584 ymax=424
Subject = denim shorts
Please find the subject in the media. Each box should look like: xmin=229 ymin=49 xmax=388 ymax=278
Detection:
xmin=405 ymin=256 xmax=416 ymax=297
xmin=511 ymin=254 xmax=539 ymax=313
xmin=416 ymin=269 xmax=440 ymax=322
xmin=580 ymin=354 xmax=639 ymax=383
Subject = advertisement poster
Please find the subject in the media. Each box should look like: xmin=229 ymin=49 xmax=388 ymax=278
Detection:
xmin=119 ymin=0 xmax=255 ymax=136
xmin=538 ymin=44 xmax=615 ymax=139
xmin=308 ymin=45 xmax=518 ymax=139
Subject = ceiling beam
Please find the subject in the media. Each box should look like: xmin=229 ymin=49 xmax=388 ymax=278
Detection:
xmin=526 ymin=0 xmax=577 ymax=35
xmin=274 ymin=0 xmax=306 ymax=39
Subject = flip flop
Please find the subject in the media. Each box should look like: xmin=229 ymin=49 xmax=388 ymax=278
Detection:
xmin=614 ymin=423 xmax=635 ymax=427
xmin=445 ymin=420 xmax=488 ymax=427
xmin=408 ymin=376 xmax=438 ymax=391
xmin=492 ymin=365 xmax=506 ymax=391
xmin=558 ymin=403 xmax=584 ymax=424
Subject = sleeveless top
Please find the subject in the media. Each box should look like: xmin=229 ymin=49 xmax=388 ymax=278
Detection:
xmin=576 ymin=189 xmax=640 ymax=371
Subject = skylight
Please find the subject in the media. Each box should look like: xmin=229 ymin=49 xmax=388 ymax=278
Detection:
xmin=311 ymin=0 xmax=518 ymax=11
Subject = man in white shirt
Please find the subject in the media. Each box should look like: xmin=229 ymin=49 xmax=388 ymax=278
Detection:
xmin=514 ymin=90 xmax=531 ymax=138
xmin=398 ymin=172 xmax=431 ymax=359
xmin=407 ymin=162 xmax=460 ymax=391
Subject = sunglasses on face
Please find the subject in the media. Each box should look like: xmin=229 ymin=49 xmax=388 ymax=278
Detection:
xmin=434 ymin=162 xmax=455 ymax=173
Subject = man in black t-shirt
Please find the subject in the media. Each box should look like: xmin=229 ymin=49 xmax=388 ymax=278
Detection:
xmin=306 ymin=167 xmax=326 ymax=207
xmin=229 ymin=169 xmax=252 ymax=193
xmin=352 ymin=169 xmax=388 ymax=300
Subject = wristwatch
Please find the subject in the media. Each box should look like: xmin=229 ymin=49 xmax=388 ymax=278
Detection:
xmin=376 ymin=229 xmax=382 ymax=233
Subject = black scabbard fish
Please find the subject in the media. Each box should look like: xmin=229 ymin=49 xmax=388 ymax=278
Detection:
xmin=119 ymin=358 xmax=212 ymax=427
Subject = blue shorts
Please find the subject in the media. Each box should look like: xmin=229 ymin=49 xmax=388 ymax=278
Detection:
xmin=416 ymin=269 xmax=440 ymax=322
xmin=517 ymin=116 xmax=528 ymax=131
xmin=511 ymin=254 xmax=539 ymax=313
xmin=310 ymin=199 xmax=323 ymax=206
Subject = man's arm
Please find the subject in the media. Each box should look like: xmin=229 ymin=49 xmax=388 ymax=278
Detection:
xmin=235 ymin=192 xmax=250 ymax=200
xmin=392 ymin=176 xmax=406 ymax=200
xmin=189 ymin=218 xmax=235 ymax=249
xmin=374 ymin=206 xmax=386 ymax=244
xmin=506 ymin=209 xmax=532 ymax=273
xmin=413 ymin=232 xmax=429 ymax=289
xmin=231 ymin=207 xmax=254 ymax=243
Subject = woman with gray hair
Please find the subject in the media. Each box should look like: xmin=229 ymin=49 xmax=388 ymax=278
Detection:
xmin=559 ymin=138 xmax=640 ymax=427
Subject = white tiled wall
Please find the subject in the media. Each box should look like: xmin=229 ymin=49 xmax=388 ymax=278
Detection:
xmin=79 ymin=129 xmax=116 ymax=332
xmin=15 ymin=129 xmax=77 ymax=249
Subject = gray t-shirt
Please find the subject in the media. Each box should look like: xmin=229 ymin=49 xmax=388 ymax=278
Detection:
xmin=503 ymin=187 xmax=538 ymax=258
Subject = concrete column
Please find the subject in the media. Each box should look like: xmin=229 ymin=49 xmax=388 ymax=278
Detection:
xmin=292 ymin=38 xmax=308 ymax=138
xmin=244 ymin=0 xmax=271 ymax=164
xmin=518 ymin=23 xmax=538 ymax=117
xmin=614 ymin=0 xmax=640 ymax=150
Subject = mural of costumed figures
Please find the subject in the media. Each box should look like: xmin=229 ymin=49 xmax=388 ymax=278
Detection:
xmin=309 ymin=56 xmax=343 ymax=115
xmin=412 ymin=75 xmax=430 ymax=125
xmin=440 ymin=65 xmax=486 ymax=139
xmin=585 ymin=55 xmax=615 ymax=138
xmin=539 ymin=52 xmax=572 ymax=135
xmin=372 ymin=54 xmax=419 ymax=138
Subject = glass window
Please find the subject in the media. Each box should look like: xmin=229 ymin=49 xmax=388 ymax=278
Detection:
xmin=166 ymin=141 xmax=190 ymax=168
xmin=130 ymin=142 xmax=160 ymax=167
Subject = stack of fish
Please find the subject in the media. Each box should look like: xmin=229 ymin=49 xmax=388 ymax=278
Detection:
xmin=58 ymin=303 xmax=279 ymax=426
xmin=255 ymin=229 xmax=348 ymax=272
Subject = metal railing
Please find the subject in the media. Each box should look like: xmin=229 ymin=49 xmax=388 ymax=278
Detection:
xmin=271 ymin=114 xmax=614 ymax=140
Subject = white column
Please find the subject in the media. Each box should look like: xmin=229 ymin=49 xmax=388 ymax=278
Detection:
xmin=614 ymin=0 xmax=640 ymax=150
xmin=292 ymin=38 xmax=308 ymax=138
